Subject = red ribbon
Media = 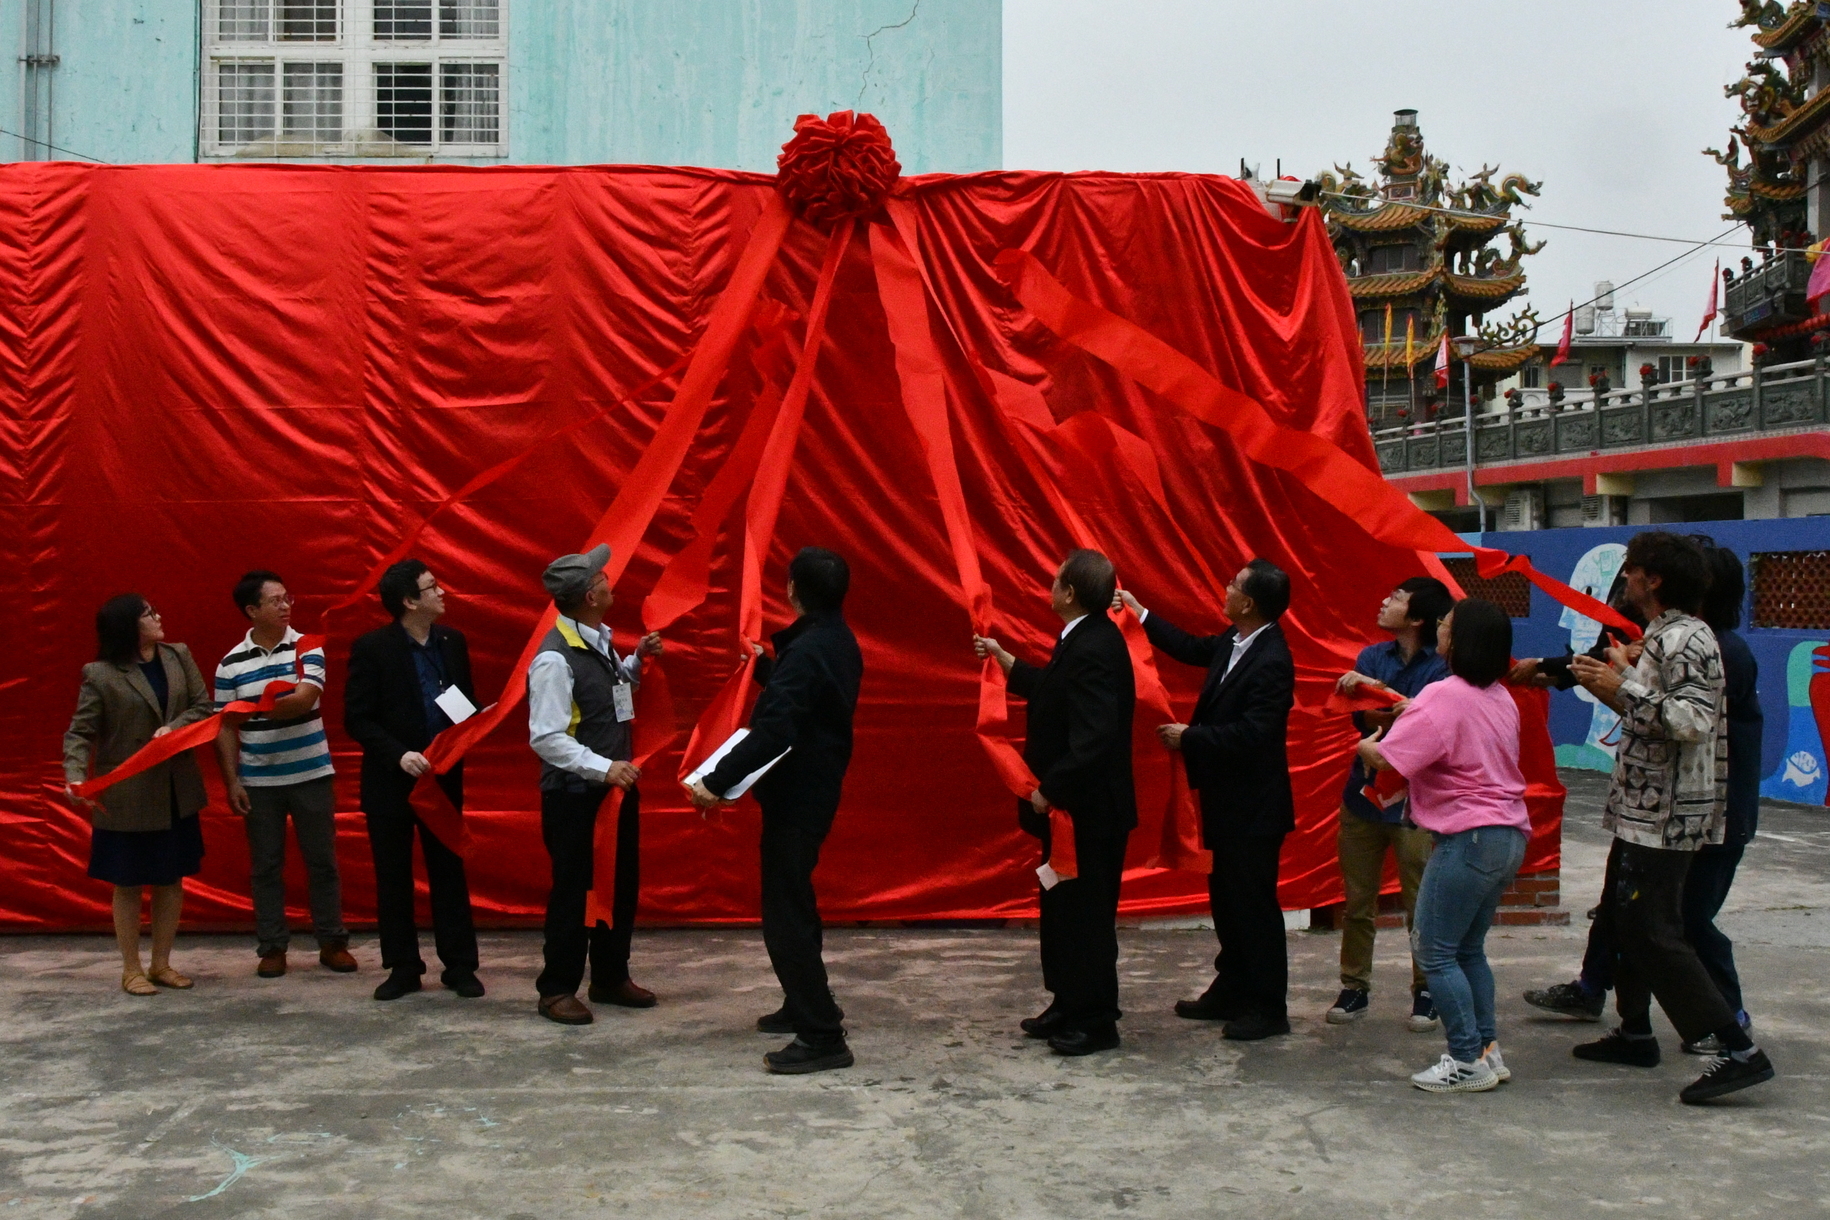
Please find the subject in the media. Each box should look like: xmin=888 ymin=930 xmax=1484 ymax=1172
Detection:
xmin=72 ymin=634 xmax=326 ymax=799
xmin=992 ymin=248 xmax=1642 ymax=642
xmin=412 ymin=195 xmax=797 ymax=854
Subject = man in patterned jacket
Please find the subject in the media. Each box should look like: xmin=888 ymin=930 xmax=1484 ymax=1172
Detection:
xmin=1567 ymin=530 xmax=1774 ymax=1104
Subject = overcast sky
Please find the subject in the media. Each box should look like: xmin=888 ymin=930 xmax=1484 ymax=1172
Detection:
xmin=1004 ymin=0 xmax=1756 ymax=341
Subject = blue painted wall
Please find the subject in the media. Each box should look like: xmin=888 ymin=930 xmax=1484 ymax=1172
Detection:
xmin=3 ymin=0 xmax=999 ymax=170
xmin=1457 ymin=519 xmax=1830 ymax=806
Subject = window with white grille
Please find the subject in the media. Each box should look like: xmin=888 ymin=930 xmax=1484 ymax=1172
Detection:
xmin=202 ymin=1 xmax=506 ymax=158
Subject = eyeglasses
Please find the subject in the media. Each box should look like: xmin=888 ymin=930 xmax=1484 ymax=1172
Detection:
xmin=260 ymin=593 xmax=295 ymax=608
xmin=415 ymin=581 xmax=443 ymax=596
xmin=139 ymin=606 xmax=161 ymax=620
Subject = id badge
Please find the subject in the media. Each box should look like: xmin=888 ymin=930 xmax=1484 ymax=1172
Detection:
xmin=613 ymin=681 xmax=635 ymax=723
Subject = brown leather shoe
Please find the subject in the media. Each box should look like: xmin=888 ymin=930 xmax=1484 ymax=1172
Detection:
xmin=588 ymin=978 xmax=657 ymax=1009
xmin=538 ymin=994 xmax=594 ymax=1025
xmin=319 ymin=947 xmax=358 ymax=973
xmin=257 ymin=951 xmax=287 ymax=979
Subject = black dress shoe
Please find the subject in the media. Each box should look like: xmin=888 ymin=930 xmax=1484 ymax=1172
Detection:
xmin=764 ymin=1037 xmax=854 ymax=1074
xmin=1174 ymin=996 xmax=1241 ymax=1022
xmin=1020 ymin=1007 xmax=1067 ymax=1039
xmin=373 ymin=970 xmax=422 ymax=1002
xmin=442 ymin=972 xmax=485 ymax=999
xmin=1048 ymin=1026 xmax=1121 ymax=1056
xmin=1222 ymin=1012 xmax=1291 ymax=1041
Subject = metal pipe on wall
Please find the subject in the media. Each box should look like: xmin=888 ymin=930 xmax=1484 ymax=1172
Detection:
xmin=20 ymin=0 xmax=58 ymax=161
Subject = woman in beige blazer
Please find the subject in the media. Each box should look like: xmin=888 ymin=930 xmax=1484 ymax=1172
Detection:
xmin=63 ymin=594 xmax=215 ymax=995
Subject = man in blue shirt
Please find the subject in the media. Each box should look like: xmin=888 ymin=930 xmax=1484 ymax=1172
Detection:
xmin=1328 ymin=576 xmax=1454 ymax=1030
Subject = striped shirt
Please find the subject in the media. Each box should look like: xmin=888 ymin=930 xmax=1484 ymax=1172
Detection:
xmin=215 ymin=628 xmax=333 ymax=787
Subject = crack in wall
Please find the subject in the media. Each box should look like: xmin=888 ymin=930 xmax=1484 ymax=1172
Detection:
xmin=859 ymin=0 xmax=922 ymax=106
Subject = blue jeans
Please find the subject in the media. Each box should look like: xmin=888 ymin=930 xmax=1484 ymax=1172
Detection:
xmin=1411 ymin=825 xmax=1527 ymax=1063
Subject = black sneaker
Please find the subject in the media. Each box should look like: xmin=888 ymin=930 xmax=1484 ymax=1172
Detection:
xmin=1407 ymin=988 xmax=1440 ymax=1033
xmin=1523 ymin=980 xmax=1604 ymax=1021
xmin=442 ymin=971 xmax=485 ymax=999
xmin=1573 ymin=1028 xmax=1660 ymax=1067
xmin=757 ymin=1002 xmax=844 ymax=1034
xmin=764 ymin=1037 xmax=854 ymax=1074
xmin=1679 ymin=1050 xmax=1775 ymax=1104
xmin=1324 ymin=988 xmax=1369 ymax=1025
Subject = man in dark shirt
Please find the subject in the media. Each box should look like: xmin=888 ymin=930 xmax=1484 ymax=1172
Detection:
xmin=1328 ymin=576 xmax=1454 ymax=1031
xmin=689 ymin=547 xmax=864 ymax=1075
xmin=976 ymin=550 xmax=1136 ymax=1057
xmin=344 ymin=560 xmax=483 ymax=1002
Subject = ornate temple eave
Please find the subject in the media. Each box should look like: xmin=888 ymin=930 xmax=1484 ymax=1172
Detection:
xmin=1358 ymin=337 xmax=1538 ymax=373
xmin=1466 ymin=344 xmax=1539 ymax=372
xmin=1752 ymin=2 xmax=1821 ymax=52
xmin=1745 ymin=79 xmax=1830 ymax=147
xmin=1327 ymin=203 xmax=1509 ymax=235
xmin=1345 ymin=267 xmax=1526 ymax=303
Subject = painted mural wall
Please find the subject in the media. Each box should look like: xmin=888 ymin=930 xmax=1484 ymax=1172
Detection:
xmin=1461 ymin=519 xmax=1830 ymax=806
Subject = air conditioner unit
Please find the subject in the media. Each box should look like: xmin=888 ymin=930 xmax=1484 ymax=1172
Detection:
xmin=1581 ymin=494 xmax=1627 ymax=527
xmin=1500 ymin=486 xmax=1545 ymax=532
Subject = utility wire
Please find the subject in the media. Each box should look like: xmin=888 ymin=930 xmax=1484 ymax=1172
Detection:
xmin=0 ymin=127 xmax=109 ymax=164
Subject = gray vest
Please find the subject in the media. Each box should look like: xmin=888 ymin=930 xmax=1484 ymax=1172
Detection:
xmin=532 ymin=621 xmax=631 ymax=792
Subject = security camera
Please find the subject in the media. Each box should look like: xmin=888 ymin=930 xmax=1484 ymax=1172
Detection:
xmin=1264 ymin=178 xmax=1320 ymax=206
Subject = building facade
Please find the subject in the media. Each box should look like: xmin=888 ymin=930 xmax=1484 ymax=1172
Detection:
xmin=2 ymin=0 xmax=1002 ymax=173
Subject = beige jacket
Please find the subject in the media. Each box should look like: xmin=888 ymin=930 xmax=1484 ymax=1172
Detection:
xmin=62 ymin=642 xmax=214 ymax=833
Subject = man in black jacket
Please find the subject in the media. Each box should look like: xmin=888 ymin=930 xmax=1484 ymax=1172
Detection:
xmin=344 ymin=559 xmax=484 ymax=1002
xmin=689 ymin=547 xmax=864 ymax=1075
xmin=1119 ymin=558 xmax=1295 ymax=1040
xmin=975 ymin=549 xmax=1136 ymax=1057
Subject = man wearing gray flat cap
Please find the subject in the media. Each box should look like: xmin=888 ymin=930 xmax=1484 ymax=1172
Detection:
xmin=527 ymin=543 xmax=664 ymax=1025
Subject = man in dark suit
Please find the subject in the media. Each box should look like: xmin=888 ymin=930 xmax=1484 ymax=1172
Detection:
xmin=344 ymin=559 xmax=484 ymax=1002
xmin=689 ymin=547 xmax=864 ymax=1075
xmin=975 ymin=549 xmax=1136 ymax=1057
xmin=1118 ymin=558 xmax=1295 ymax=1040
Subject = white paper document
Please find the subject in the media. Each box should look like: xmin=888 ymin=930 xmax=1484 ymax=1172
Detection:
xmin=1036 ymin=863 xmax=1062 ymax=891
xmin=683 ymin=728 xmax=790 ymax=800
xmin=434 ymin=685 xmax=478 ymax=724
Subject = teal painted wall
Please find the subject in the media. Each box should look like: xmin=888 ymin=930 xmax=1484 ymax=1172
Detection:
xmin=507 ymin=0 xmax=1001 ymax=172
xmin=4 ymin=1 xmax=998 ymax=171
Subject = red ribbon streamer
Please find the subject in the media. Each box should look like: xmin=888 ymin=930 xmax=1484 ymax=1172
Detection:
xmin=412 ymin=195 xmax=797 ymax=853
xmin=992 ymin=248 xmax=1642 ymax=642
xmin=72 ymin=634 xmax=326 ymax=799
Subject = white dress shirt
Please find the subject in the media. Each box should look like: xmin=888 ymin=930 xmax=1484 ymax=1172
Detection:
xmin=527 ymin=615 xmax=642 ymax=783
xmin=1224 ymin=622 xmax=1270 ymax=677
xmin=1058 ymin=612 xmax=1090 ymax=641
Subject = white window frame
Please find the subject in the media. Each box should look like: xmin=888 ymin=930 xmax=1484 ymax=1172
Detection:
xmin=200 ymin=1 xmax=508 ymax=160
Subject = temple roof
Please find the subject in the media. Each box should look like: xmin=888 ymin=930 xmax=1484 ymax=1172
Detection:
xmin=1752 ymin=3 xmax=1822 ymax=52
xmin=1360 ymin=335 xmax=1538 ymax=372
xmin=1346 ymin=266 xmax=1526 ymax=303
xmin=1328 ymin=203 xmax=1509 ymax=234
xmin=1744 ymin=79 xmax=1830 ymax=147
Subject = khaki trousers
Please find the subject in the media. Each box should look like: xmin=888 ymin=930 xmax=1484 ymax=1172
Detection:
xmin=1336 ymin=808 xmax=1433 ymax=993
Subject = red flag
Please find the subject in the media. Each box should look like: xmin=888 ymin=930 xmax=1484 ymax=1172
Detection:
xmin=1433 ymin=330 xmax=1451 ymax=389
xmin=1808 ymin=246 xmax=1830 ymax=306
xmin=1551 ymin=301 xmax=1573 ymax=366
xmin=1695 ymin=262 xmax=1721 ymax=340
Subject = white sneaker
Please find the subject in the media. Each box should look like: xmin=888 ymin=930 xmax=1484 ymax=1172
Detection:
xmin=1410 ymin=1054 xmax=1500 ymax=1093
xmin=1480 ymin=1041 xmax=1511 ymax=1082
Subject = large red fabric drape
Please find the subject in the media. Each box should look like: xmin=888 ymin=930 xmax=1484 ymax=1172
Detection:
xmin=0 ymin=163 xmax=1560 ymax=929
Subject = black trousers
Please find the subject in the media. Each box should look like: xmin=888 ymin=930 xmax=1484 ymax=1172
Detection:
xmin=535 ymin=784 xmax=640 ymax=999
xmin=1580 ymin=840 xmax=1747 ymax=1016
xmin=1206 ymin=832 xmax=1288 ymax=1020
xmin=1593 ymin=839 xmax=1736 ymax=1043
xmin=363 ymin=796 xmax=479 ymax=978
xmin=1036 ymin=819 xmax=1130 ymax=1032
xmin=759 ymin=810 xmax=844 ymax=1044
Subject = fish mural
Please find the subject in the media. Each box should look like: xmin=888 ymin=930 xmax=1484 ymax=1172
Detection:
xmin=1553 ymin=542 xmax=1628 ymax=773
xmin=1760 ymin=639 xmax=1830 ymax=805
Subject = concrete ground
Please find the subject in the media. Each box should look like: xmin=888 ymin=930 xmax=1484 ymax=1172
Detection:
xmin=2 ymin=770 xmax=1826 ymax=1219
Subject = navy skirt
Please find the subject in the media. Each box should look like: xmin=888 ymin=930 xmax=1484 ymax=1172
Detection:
xmin=88 ymin=811 xmax=205 ymax=887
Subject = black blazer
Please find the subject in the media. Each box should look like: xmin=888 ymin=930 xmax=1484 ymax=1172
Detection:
xmin=344 ymin=621 xmax=476 ymax=808
xmin=1143 ymin=613 xmax=1294 ymax=838
xmin=704 ymin=610 xmax=863 ymax=827
xmin=1007 ymin=613 xmax=1137 ymax=838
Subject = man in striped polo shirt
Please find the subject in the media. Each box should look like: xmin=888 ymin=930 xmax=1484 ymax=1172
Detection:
xmin=213 ymin=570 xmax=355 ymax=979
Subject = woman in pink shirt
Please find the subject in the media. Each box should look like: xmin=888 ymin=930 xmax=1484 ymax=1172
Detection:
xmin=1359 ymin=598 xmax=1530 ymax=1093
